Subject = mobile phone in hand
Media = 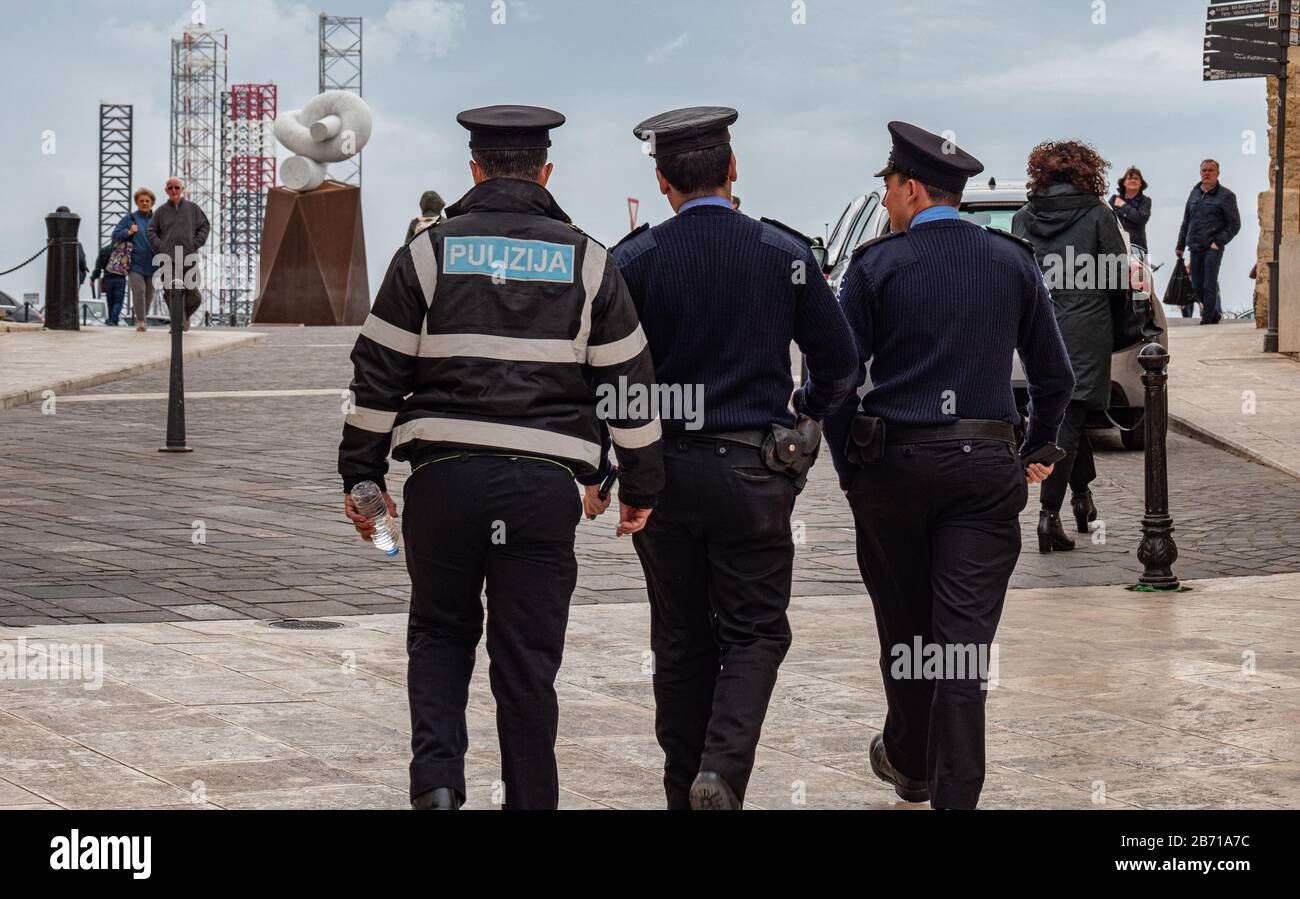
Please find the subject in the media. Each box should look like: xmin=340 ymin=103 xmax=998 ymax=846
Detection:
xmin=1020 ymin=443 xmax=1067 ymax=467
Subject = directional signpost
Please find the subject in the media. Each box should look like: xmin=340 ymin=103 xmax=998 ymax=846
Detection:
xmin=1204 ymin=0 xmax=1295 ymax=351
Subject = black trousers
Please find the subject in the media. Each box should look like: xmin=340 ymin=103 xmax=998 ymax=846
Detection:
xmin=1039 ymin=400 xmax=1096 ymax=512
xmin=846 ymin=438 xmax=1026 ymax=809
xmin=633 ymin=437 xmax=796 ymax=808
xmin=402 ymin=454 xmax=580 ymax=810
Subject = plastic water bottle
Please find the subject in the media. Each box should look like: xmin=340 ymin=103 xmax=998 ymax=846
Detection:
xmin=350 ymin=481 xmax=399 ymax=557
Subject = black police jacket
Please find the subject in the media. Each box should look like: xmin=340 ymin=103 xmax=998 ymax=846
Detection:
xmin=338 ymin=177 xmax=665 ymax=508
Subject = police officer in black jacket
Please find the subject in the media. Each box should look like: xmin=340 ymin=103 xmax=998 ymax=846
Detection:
xmin=339 ymin=105 xmax=664 ymax=810
xmin=825 ymin=122 xmax=1075 ymax=809
xmin=613 ymin=106 xmax=859 ymax=810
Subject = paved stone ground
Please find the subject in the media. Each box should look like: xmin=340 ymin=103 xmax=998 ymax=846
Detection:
xmin=1165 ymin=321 xmax=1300 ymax=480
xmin=2 ymin=573 xmax=1297 ymax=810
xmin=2 ymin=326 xmax=1300 ymax=625
xmin=0 ymin=325 xmax=264 ymax=409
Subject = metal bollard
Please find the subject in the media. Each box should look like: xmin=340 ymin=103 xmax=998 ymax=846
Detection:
xmin=159 ymin=287 xmax=193 ymax=453
xmin=43 ymin=207 xmax=81 ymax=330
xmin=1136 ymin=343 xmax=1179 ymax=590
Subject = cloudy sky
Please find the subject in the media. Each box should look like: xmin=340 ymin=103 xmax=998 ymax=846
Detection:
xmin=0 ymin=0 xmax=1279 ymax=314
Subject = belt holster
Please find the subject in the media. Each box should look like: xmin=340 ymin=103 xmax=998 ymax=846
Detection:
xmin=762 ymin=416 xmax=823 ymax=493
xmin=846 ymin=414 xmax=886 ymax=466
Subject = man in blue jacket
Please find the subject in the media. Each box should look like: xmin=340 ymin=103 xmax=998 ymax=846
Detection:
xmin=1176 ymin=160 xmax=1240 ymax=325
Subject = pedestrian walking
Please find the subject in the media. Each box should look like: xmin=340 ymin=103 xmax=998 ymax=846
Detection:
xmin=339 ymin=105 xmax=664 ymax=810
xmin=147 ymin=178 xmax=209 ymax=332
xmin=89 ymin=242 xmax=128 ymax=325
xmin=826 ymin=121 xmax=1074 ymax=809
xmin=1175 ymin=160 xmax=1240 ymax=324
xmin=1013 ymin=139 xmax=1128 ymax=552
xmin=112 ymin=187 xmax=161 ymax=331
xmin=614 ymin=106 xmax=858 ymax=810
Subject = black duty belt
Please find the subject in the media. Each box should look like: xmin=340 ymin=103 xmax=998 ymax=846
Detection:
xmin=885 ymin=420 xmax=1016 ymax=447
xmin=680 ymin=429 xmax=768 ymax=450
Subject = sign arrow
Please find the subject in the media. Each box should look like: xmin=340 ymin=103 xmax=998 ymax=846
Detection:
xmin=1204 ymin=67 xmax=1272 ymax=79
xmin=1207 ymin=1 xmax=1286 ymax=20
xmin=1204 ymin=36 xmax=1287 ymax=58
xmin=1203 ymin=51 xmax=1284 ymax=75
xmin=1206 ymin=16 xmax=1297 ymax=40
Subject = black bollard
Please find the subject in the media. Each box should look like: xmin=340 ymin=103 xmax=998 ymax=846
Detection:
xmin=1136 ymin=343 xmax=1179 ymax=590
xmin=43 ymin=207 xmax=81 ymax=330
xmin=159 ymin=287 xmax=193 ymax=453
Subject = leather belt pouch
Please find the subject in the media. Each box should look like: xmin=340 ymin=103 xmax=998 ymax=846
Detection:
xmin=762 ymin=416 xmax=823 ymax=490
xmin=847 ymin=415 xmax=886 ymax=465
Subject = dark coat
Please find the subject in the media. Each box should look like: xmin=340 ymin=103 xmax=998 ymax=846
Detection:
xmin=1176 ymin=182 xmax=1240 ymax=253
xmin=148 ymin=198 xmax=210 ymax=284
xmin=1013 ymin=184 xmax=1125 ymax=411
xmin=1109 ymin=191 xmax=1151 ymax=250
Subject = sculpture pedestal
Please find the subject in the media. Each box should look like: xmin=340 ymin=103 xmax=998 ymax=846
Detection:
xmin=253 ymin=181 xmax=369 ymax=325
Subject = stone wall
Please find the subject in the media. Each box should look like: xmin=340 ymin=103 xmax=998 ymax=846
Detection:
xmin=1255 ymin=58 xmax=1300 ymax=326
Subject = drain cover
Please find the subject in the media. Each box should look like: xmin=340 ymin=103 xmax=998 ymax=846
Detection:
xmin=266 ymin=619 xmax=346 ymax=630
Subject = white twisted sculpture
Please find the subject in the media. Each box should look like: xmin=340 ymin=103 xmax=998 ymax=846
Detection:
xmin=274 ymin=90 xmax=373 ymax=191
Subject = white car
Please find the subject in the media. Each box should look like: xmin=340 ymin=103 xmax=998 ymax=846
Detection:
xmin=818 ymin=178 xmax=1165 ymax=450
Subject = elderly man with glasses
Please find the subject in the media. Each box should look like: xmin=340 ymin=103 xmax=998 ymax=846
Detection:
xmin=147 ymin=178 xmax=210 ymax=332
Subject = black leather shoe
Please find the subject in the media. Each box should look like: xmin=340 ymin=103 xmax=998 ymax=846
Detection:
xmin=1037 ymin=510 xmax=1076 ymax=553
xmin=689 ymin=771 xmax=742 ymax=810
xmin=411 ymin=787 xmax=461 ymax=810
xmin=1070 ymin=490 xmax=1097 ymax=534
xmin=869 ymin=734 xmax=929 ymax=803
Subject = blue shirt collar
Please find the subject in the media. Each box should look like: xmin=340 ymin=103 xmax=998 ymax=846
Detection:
xmin=678 ymin=196 xmax=734 ymax=214
xmin=911 ymin=205 xmax=960 ymax=227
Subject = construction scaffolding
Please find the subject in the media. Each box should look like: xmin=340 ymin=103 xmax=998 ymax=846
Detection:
xmin=319 ymin=13 xmax=363 ymax=186
xmin=169 ymin=29 xmax=228 ymax=319
xmin=221 ymin=84 xmax=277 ymax=326
xmin=97 ymin=104 xmax=133 ymax=249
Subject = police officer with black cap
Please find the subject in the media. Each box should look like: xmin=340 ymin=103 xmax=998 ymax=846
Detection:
xmin=612 ymin=106 xmax=859 ymax=810
xmin=824 ymin=122 xmax=1075 ymax=809
xmin=339 ymin=105 xmax=664 ymax=810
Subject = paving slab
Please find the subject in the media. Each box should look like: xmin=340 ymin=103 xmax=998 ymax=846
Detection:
xmin=1 ymin=326 xmax=267 ymax=410
xmin=1166 ymin=320 xmax=1300 ymax=479
xmin=1 ymin=572 xmax=1296 ymax=809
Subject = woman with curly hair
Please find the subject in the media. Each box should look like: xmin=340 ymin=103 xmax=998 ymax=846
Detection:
xmin=1013 ymin=140 xmax=1129 ymax=553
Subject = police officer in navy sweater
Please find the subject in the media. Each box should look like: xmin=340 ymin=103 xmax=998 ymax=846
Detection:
xmin=825 ymin=122 xmax=1074 ymax=810
xmin=613 ymin=107 xmax=859 ymax=810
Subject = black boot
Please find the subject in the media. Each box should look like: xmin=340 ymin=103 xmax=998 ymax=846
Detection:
xmin=1037 ymin=510 xmax=1076 ymax=553
xmin=689 ymin=771 xmax=742 ymax=810
xmin=411 ymin=787 xmax=461 ymax=810
xmin=1070 ymin=490 xmax=1097 ymax=534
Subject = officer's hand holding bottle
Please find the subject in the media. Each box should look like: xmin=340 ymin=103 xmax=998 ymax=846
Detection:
xmin=344 ymin=489 xmax=398 ymax=542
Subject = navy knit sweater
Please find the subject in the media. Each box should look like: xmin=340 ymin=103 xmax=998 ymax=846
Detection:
xmin=825 ymin=218 xmax=1074 ymax=486
xmin=613 ymin=205 xmax=858 ymax=433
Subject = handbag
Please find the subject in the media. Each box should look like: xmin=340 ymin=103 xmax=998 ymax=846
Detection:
xmin=1161 ymin=258 xmax=1198 ymax=307
xmin=1112 ymin=287 xmax=1159 ymax=352
xmin=106 ymin=216 xmax=134 ymax=276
